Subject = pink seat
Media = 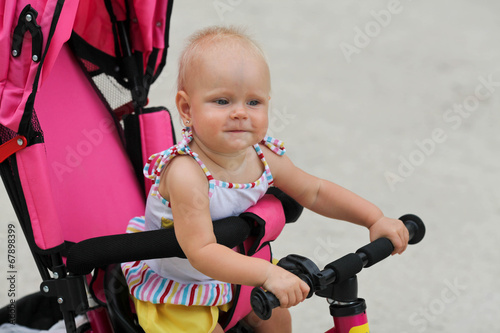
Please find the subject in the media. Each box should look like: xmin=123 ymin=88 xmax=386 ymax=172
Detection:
xmin=30 ymin=44 xmax=145 ymax=247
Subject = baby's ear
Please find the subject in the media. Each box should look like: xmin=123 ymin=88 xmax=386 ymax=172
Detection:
xmin=176 ymin=90 xmax=191 ymax=120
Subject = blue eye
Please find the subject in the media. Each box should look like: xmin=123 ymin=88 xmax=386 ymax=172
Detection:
xmin=248 ymin=100 xmax=259 ymax=106
xmin=215 ymin=99 xmax=229 ymax=105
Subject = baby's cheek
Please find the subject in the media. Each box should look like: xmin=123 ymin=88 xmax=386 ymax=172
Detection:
xmin=259 ymin=117 xmax=269 ymax=135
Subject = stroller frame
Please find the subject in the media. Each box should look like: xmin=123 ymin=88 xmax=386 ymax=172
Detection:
xmin=1 ymin=0 xmax=304 ymax=332
xmin=1 ymin=2 xmax=425 ymax=332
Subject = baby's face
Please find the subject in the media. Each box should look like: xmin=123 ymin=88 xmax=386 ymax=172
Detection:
xmin=183 ymin=43 xmax=271 ymax=155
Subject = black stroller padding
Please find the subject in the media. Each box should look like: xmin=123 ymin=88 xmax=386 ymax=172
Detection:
xmin=66 ymin=188 xmax=303 ymax=275
xmin=66 ymin=216 xmax=251 ymax=275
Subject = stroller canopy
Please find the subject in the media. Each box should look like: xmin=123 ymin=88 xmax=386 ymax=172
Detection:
xmin=1 ymin=0 xmax=172 ymax=134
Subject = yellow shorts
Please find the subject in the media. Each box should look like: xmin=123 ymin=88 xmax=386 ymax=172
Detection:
xmin=133 ymin=297 xmax=232 ymax=333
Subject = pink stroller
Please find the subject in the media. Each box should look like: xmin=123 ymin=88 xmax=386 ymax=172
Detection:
xmin=0 ymin=0 xmax=303 ymax=332
xmin=1 ymin=1 xmax=426 ymax=332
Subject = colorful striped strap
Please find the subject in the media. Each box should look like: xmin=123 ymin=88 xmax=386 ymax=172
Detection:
xmin=143 ymin=127 xmax=286 ymax=196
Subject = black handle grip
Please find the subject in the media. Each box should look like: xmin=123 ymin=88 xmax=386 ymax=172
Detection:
xmin=250 ymin=272 xmax=313 ymax=320
xmin=251 ymin=287 xmax=281 ymax=320
xmin=400 ymin=214 xmax=426 ymax=245
xmin=355 ymin=214 xmax=425 ymax=267
xmin=250 ymin=214 xmax=425 ymax=320
xmin=355 ymin=237 xmax=393 ymax=268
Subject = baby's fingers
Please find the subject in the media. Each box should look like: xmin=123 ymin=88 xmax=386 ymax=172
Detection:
xmin=401 ymin=223 xmax=410 ymax=252
xmin=277 ymin=292 xmax=291 ymax=308
xmin=299 ymin=280 xmax=310 ymax=300
xmin=277 ymin=280 xmax=309 ymax=308
xmin=290 ymin=280 xmax=310 ymax=307
xmin=392 ymin=222 xmax=410 ymax=255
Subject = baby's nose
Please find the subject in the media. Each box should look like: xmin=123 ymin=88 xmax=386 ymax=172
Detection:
xmin=230 ymin=105 xmax=248 ymax=119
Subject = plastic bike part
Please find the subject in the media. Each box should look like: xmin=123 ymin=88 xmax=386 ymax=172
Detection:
xmin=250 ymin=214 xmax=425 ymax=321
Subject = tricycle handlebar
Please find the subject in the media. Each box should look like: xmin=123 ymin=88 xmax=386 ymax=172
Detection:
xmin=250 ymin=214 xmax=425 ymax=320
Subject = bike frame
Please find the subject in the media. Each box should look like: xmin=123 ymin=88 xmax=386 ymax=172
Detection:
xmin=322 ymin=275 xmax=369 ymax=333
xmin=326 ymin=311 xmax=369 ymax=333
xmin=325 ymin=297 xmax=369 ymax=333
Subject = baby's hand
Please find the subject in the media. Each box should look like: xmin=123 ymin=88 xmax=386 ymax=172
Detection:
xmin=262 ymin=264 xmax=310 ymax=308
xmin=368 ymin=216 xmax=409 ymax=255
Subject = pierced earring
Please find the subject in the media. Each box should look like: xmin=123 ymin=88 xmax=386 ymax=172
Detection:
xmin=185 ymin=120 xmax=190 ymax=126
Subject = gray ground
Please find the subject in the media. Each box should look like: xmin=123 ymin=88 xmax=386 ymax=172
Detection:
xmin=1 ymin=1 xmax=500 ymax=332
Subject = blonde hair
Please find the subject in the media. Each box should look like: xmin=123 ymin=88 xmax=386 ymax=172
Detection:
xmin=177 ymin=26 xmax=267 ymax=92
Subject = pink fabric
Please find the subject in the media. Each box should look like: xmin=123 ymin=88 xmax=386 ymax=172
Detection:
xmin=0 ymin=0 xmax=78 ymax=132
xmin=73 ymin=0 xmax=169 ymax=73
xmin=87 ymin=308 xmax=114 ymax=333
xmin=16 ymin=145 xmax=64 ymax=250
xmin=224 ymin=194 xmax=287 ymax=331
xmin=72 ymin=1 xmax=119 ymax=57
xmin=244 ymin=194 xmax=286 ymax=247
xmin=224 ymin=246 xmax=272 ymax=331
xmin=38 ymin=0 xmax=79 ymax=85
xmin=139 ymin=110 xmax=174 ymax=195
xmin=1 ymin=0 xmax=168 ymax=134
xmin=33 ymin=44 xmax=145 ymax=245
xmin=129 ymin=0 xmax=169 ymax=65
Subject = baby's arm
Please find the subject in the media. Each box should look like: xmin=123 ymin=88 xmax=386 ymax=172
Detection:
xmin=263 ymin=150 xmax=409 ymax=254
xmin=159 ymin=156 xmax=309 ymax=307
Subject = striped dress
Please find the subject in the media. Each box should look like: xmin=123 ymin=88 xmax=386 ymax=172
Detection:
xmin=121 ymin=127 xmax=285 ymax=306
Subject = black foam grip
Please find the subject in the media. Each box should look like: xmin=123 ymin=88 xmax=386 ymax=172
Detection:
xmin=66 ymin=216 xmax=251 ymax=275
xmin=355 ymin=238 xmax=394 ymax=268
xmin=399 ymin=214 xmax=426 ymax=245
xmin=324 ymin=253 xmax=364 ymax=284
